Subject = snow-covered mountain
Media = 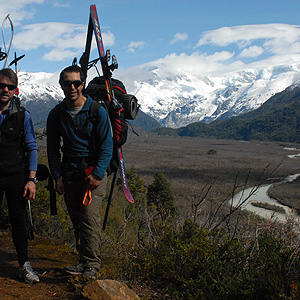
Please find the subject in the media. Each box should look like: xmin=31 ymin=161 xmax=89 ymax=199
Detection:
xmin=129 ymin=62 xmax=300 ymax=128
xmin=17 ymin=72 xmax=63 ymax=127
xmin=17 ymin=62 xmax=300 ymax=129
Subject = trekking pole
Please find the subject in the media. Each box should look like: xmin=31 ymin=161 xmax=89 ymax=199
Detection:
xmin=102 ymin=170 xmax=117 ymax=230
xmin=27 ymin=199 xmax=34 ymax=240
xmin=48 ymin=174 xmax=57 ymax=215
xmin=9 ymin=52 xmax=25 ymax=106
xmin=0 ymin=49 xmax=7 ymax=62
xmin=8 ymin=52 xmax=25 ymax=73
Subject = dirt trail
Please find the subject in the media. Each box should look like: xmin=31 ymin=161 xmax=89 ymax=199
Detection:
xmin=0 ymin=232 xmax=82 ymax=300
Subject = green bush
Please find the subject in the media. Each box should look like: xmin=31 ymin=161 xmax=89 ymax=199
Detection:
xmin=123 ymin=219 xmax=300 ymax=300
xmin=31 ymin=186 xmax=72 ymax=243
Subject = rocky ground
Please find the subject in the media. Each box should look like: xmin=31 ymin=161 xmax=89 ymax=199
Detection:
xmin=0 ymin=232 xmax=167 ymax=300
xmin=0 ymin=232 xmax=82 ymax=300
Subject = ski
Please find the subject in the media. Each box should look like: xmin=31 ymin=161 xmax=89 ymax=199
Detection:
xmin=117 ymin=147 xmax=134 ymax=203
xmin=81 ymin=4 xmax=134 ymax=203
xmin=2 ymin=14 xmax=14 ymax=68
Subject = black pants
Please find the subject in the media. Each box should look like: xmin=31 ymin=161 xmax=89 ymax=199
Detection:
xmin=0 ymin=172 xmax=28 ymax=267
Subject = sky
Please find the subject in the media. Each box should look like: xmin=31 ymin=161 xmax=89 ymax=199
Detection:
xmin=1 ymin=0 xmax=300 ymax=80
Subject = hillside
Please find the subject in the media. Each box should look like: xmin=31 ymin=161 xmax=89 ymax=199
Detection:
xmin=153 ymin=82 xmax=300 ymax=143
xmin=129 ymin=109 xmax=161 ymax=131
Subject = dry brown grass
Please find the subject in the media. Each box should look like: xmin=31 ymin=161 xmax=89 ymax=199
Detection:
xmin=123 ymin=131 xmax=300 ymax=220
xmin=268 ymin=177 xmax=300 ymax=208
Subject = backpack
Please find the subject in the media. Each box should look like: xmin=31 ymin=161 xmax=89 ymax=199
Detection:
xmin=84 ymin=76 xmax=139 ymax=174
xmin=8 ymin=99 xmax=57 ymax=215
xmin=84 ymin=76 xmax=139 ymax=120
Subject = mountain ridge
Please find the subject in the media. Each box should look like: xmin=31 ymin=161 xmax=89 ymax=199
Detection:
xmin=15 ymin=62 xmax=300 ymax=132
xmin=154 ymin=82 xmax=300 ymax=143
xmin=131 ymin=62 xmax=300 ymax=127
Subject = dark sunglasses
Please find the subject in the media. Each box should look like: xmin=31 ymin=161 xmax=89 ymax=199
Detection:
xmin=62 ymin=80 xmax=83 ymax=88
xmin=0 ymin=82 xmax=17 ymax=91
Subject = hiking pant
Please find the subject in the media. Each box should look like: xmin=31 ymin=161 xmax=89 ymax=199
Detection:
xmin=0 ymin=172 xmax=28 ymax=267
xmin=62 ymin=167 xmax=107 ymax=270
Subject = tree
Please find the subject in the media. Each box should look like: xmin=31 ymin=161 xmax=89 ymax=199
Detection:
xmin=147 ymin=171 xmax=177 ymax=221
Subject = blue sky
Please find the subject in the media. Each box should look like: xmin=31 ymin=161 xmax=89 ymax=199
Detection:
xmin=1 ymin=0 xmax=300 ymax=77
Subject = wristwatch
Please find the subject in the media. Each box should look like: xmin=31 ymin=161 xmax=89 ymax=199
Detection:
xmin=28 ymin=177 xmax=38 ymax=184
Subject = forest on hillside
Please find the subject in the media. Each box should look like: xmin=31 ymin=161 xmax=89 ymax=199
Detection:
xmin=153 ymin=85 xmax=300 ymax=144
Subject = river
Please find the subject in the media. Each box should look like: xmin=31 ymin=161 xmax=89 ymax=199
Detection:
xmin=230 ymin=172 xmax=300 ymax=223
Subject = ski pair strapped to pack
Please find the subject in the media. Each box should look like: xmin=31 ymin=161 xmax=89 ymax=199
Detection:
xmin=79 ymin=5 xmax=138 ymax=228
xmin=1 ymin=14 xmax=13 ymax=68
xmin=1 ymin=14 xmax=25 ymax=105
xmin=2 ymin=14 xmax=25 ymax=71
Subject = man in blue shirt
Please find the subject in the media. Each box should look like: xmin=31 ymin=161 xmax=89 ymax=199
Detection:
xmin=47 ymin=65 xmax=113 ymax=278
xmin=0 ymin=68 xmax=39 ymax=284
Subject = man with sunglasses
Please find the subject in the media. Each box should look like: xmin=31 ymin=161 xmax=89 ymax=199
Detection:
xmin=47 ymin=65 xmax=113 ymax=278
xmin=0 ymin=68 xmax=39 ymax=283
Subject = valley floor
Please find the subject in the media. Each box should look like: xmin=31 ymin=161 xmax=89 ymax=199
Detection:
xmin=123 ymin=133 xmax=300 ymax=216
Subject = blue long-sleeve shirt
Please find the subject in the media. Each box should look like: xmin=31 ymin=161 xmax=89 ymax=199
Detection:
xmin=0 ymin=102 xmax=38 ymax=171
xmin=47 ymin=95 xmax=113 ymax=180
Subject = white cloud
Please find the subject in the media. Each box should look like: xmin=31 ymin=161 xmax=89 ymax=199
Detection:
xmin=193 ymin=23 xmax=300 ymax=72
xmin=14 ymin=23 xmax=86 ymax=50
xmin=0 ymin=0 xmax=45 ymax=24
xmin=120 ymin=38 xmax=300 ymax=81
xmin=128 ymin=41 xmax=147 ymax=53
xmin=52 ymin=1 xmax=71 ymax=8
xmin=43 ymin=48 xmax=77 ymax=61
xmin=101 ymin=31 xmax=115 ymax=48
xmin=207 ymin=51 xmax=235 ymax=62
xmin=171 ymin=32 xmax=188 ymax=44
xmin=120 ymin=23 xmax=300 ymax=82
xmin=13 ymin=22 xmax=115 ymax=62
xmin=197 ymin=24 xmax=300 ymax=47
xmin=197 ymin=24 xmax=300 ymax=55
xmin=239 ymin=45 xmax=264 ymax=58
xmin=136 ymin=51 xmax=243 ymax=78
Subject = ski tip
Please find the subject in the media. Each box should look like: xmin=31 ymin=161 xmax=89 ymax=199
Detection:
xmin=127 ymin=197 xmax=134 ymax=204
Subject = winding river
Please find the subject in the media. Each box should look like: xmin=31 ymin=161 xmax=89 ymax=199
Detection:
xmin=230 ymin=147 xmax=300 ymax=223
xmin=230 ymin=174 xmax=300 ymax=223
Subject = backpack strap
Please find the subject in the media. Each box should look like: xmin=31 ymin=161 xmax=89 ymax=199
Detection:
xmin=83 ymin=100 xmax=103 ymax=129
xmin=87 ymin=100 xmax=117 ymax=175
xmin=50 ymin=102 xmax=63 ymax=135
xmin=8 ymin=100 xmax=26 ymax=138
xmin=89 ymin=100 xmax=103 ymax=123
xmin=86 ymin=101 xmax=107 ymax=154
xmin=9 ymin=98 xmax=26 ymax=115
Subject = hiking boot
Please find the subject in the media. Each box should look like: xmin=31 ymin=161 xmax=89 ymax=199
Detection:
xmin=83 ymin=266 xmax=99 ymax=279
xmin=64 ymin=262 xmax=86 ymax=275
xmin=19 ymin=261 xmax=40 ymax=284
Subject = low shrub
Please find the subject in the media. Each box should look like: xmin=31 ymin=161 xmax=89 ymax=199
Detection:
xmin=123 ymin=219 xmax=300 ymax=300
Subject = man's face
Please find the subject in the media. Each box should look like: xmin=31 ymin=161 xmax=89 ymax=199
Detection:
xmin=0 ymin=76 xmax=17 ymax=105
xmin=60 ymin=72 xmax=84 ymax=102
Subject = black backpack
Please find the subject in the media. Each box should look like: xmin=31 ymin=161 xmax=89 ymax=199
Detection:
xmin=11 ymin=98 xmax=57 ymax=216
xmin=84 ymin=76 xmax=139 ymax=174
xmin=84 ymin=76 xmax=139 ymax=120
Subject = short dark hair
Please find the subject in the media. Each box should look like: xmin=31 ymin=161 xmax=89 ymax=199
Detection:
xmin=0 ymin=68 xmax=18 ymax=86
xmin=59 ymin=65 xmax=86 ymax=85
